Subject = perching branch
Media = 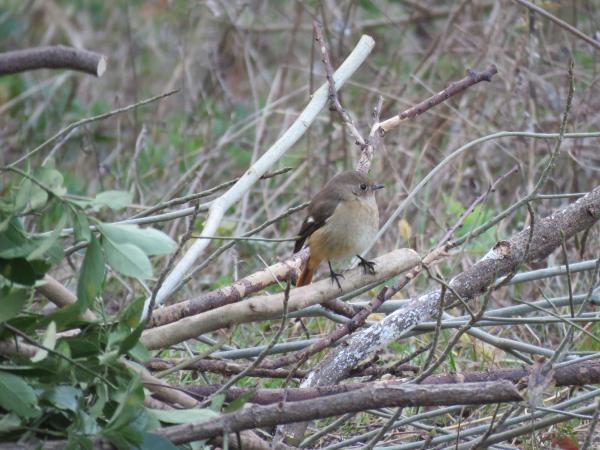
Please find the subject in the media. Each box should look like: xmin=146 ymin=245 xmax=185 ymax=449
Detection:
xmin=141 ymin=249 xmax=419 ymax=350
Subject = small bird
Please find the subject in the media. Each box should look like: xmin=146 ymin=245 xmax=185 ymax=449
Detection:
xmin=294 ymin=170 xmax=384 ymax=288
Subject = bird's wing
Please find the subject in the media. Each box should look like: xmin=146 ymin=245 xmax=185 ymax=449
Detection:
xmin=293 ymin=194 xmax=339 ymax=253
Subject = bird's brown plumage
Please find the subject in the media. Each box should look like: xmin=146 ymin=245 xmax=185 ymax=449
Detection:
xmin=294 ymin=171 xmax=382 ymax=287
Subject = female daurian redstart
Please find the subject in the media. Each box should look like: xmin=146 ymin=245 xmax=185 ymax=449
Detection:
xmin=294 ymin=170 xmax=384 ymax=287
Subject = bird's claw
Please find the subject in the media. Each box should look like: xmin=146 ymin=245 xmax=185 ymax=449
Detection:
xmin=328 ymin=261 xmax=345 ymax=290
xmin=357 ymin=255 xmax=376 ymax=275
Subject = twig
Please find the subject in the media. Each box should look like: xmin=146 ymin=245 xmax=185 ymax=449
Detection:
xmin=146 ymin=201 xmax=201 ymax=321
xmin=513 ymin=0 xmax=600 ymax=52
xmin=313 ymin=20 xmax=366 ymax=146
xmin=413 ymin=294 xmax=491 ymax=383
xmin=4 ymin=324 xmax=116 ymax=389
xmin=371 ymin=129 xmax=600 ymax=254
xmin=581 ymin=401 xmax=600 ymax=450
xmin=377 ymin=65 xmax=498 ymax=134
xmin=154 ymin=332 xmax=230 ymax=378
xmin=7 ymin=89 xmax=179 ymax=167
xmin=130 ymin=167 xmax=294 ymax=219
xmin=191 ymin=234 xmax=300 ymax=243
xmin=200 ymin=279 xmax=292 ymax=407
xmin=420 ymin=285 xmax=446 ymax=374
xmin=470 ymin=404 xmax=520 ymax=450
xmin=361 ymin=407 xmax=404 ymax=450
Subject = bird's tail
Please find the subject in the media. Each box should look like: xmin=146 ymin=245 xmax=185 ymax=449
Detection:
xmin=296 ymin=256 xmax=320 ymax=287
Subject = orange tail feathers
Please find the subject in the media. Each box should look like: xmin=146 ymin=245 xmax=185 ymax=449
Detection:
xmin=296 ymin=255 xmax=321 ymax=287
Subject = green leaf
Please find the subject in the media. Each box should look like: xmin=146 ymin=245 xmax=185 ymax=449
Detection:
xmin=27 ymin=209 xmax=67 ymax=260
xmin=0 ymin=257 xmax=46 ymax=285
xmin=98 ymin=223 xmax=176 ymax=256
xmin=35 ymin=166 xmax=66 ymax=197
xmin=0 ymin=370 xmax=40 ymax=418
xmin=77 ymin=410 xmax=100 ymax=435
xmin=225 ymin=390 xmax=256 ymax=413
xmin=127 ymin=341 xmax=151 ymax=362
xmin=106 ymin=376 xmax=145 ymax=432
xmin=0 ymin=413 xmax=21 ymax=432
xmin=118 ymin=321 xmax=145 ymax=358
xmin=93 ymin=190 xmax=133 ymax=211
xmin=0 ymin=287 xmax=28 ymax=323
xmin=0 ymin=218 xmax=36 ymax=258
xmin=76 ymin=234 xmax=105 ymax=311
xmin=138 ymin=432 xmax=179 ymax=450
xmin=0 ymin=216 xmax=11 ymax=233
xmin=44 ymin=385 xmax=81 ymax=411
xmin=45 ymin=236 xmax=104 ymax=327
xmin=119 ymin=296 xmax=145 ymax=328
xmin=101 ymin=237 xmax=152 ymax=279
xmin=14 ymin=178 xmax=48 ymax=212
xmin=210 ymin=394 xmax=225 ymax=412
xmin=31 ymin=321 xmax=57 ymax=362
xmin=89 ymin=383 xmax=108 ymax=418
xmin=359 ymin=0 xmax=379 ymax=14
xmin=73 ymin=210 xmax=91 ymax=242
xmin=148 ymin=408 xmax=217 ymax=424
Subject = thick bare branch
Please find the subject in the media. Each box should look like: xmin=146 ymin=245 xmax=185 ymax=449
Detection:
xmin=175 ymin=360 xmax=600 ymax=405
xmin=141 ymin=249 xmax=419 ymax=350
xmin=0 ymin=45 xmax=106 ymax=76
xmin=160 ymin=381 xmax=521 ymax=445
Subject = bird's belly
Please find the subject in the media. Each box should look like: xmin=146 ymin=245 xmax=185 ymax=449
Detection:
xmin=310 ymin=198 xmax=379 ymax=261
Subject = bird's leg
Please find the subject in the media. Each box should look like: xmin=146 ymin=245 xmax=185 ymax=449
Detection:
xmin=356 ymin=255 xmax=376 ymax=275
xmin=328 ymin=261 xmax=344 ymax=289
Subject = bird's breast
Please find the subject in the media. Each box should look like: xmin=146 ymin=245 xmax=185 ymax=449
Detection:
xmin=309 ymin=197 xmax=379 ymax=261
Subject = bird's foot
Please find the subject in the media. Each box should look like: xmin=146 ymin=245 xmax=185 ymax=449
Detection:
xmin=328 ymin=261 xmax=344 ymax=290
xmin=357 ymin=255 xmax=376 ymax=275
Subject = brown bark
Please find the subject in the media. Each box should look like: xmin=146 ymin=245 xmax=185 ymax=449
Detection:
xmin=0 ymin=45 xmax=106 ymax=76
xmin=173 ymin=360 xmax=600 ymax=405
xmin=36 ymin=275 xmax=97 ymax=321
xmin=149 ymin=251 xmax=306 ymax=327
xmin=140 ymin=248 xmax=420 ymax=350
xmin=146 ymin=358 xmax=310 ymax=378
xmin=159 ymin=381 xmax=521 ymax=444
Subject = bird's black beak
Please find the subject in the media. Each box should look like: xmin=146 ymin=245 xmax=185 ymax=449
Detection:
xmin=372 ymin=183 xmax=385 ymax=191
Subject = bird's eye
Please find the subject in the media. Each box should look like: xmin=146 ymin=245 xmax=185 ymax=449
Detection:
xmin=360 ymin=183 xmax=367 ymax=191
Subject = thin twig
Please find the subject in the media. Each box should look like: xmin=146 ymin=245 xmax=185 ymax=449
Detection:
xmin=7 ymin=89 xmax=179 ymax=167
xmin=191 ymin=235 xmax=300 ymax=243
xmin=4 ymin=324 xmax=116 ymax=389
xmin=513 ymin=0 xmax=600 ymax=51
xmin=131 ymin=167 xmax=294 ymax=219
xmin=200 ymin=278 xmax=292 ymax=407
xmin=154 ymin=332 xmax=231 ymax=378
xmin=313 ymin=20 xmax=366 ymax=146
